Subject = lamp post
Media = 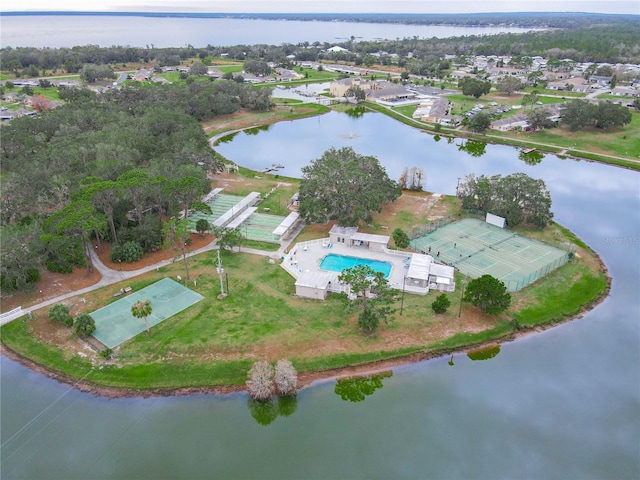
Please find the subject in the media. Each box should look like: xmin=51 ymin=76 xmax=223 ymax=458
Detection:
xmin=458 ymin=279 xmax=467 ymax=318
xmin=400 ymin=275 xmax=407 ymax=316
xmin=216 ymin=249 xmax=225 ymax=296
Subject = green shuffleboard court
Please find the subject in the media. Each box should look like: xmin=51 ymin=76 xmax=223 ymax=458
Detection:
xmin=91 ymin=278 xmax=205 ymax=348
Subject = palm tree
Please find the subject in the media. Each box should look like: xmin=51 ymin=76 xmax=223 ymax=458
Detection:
xmin=131 ymin=299 xmax=152 ymax=334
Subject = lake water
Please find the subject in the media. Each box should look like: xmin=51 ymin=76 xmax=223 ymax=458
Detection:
xmin=2 ymin=110 xmax=639 ymax=479
xmin=0 ymin=15 xmax=538 ymax=48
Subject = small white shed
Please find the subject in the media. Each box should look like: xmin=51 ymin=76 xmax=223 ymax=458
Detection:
xmin=295 ymin=271 xmax=335 ymax=300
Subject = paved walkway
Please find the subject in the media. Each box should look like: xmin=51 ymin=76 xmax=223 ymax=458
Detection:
xmin=0 ymin=221 xmax=305 ymax=326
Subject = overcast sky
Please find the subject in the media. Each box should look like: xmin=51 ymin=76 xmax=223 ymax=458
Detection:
xmin=3 ymin=0 xmax=639 ymax=14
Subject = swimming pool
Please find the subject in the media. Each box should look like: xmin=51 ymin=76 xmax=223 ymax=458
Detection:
xmin=319 ymin=254 xmax=392 ymax=278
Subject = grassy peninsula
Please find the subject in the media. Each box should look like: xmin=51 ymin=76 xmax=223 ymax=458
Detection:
xmin=0 ymin=170 xmax=609 ymax=394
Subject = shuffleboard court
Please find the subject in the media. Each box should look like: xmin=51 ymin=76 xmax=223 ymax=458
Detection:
xmin=410 ymin=218 xmax=571 ymax=291
xmin=91 ymin=278 xmax=204 ymax=348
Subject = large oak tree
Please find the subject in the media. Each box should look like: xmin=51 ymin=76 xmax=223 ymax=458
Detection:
xmin=298 ymin=147 xmax=401 ymax=227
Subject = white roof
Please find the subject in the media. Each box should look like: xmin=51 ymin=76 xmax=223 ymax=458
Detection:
xmin=273 ymin=212 xmax=299 ymax=236
xmin=351 ymin=232 xmax=390 ymax=244
xmin=295 ymin=271 xmax=335 ymax=289
xmin=430 ymin=263 xmax=455 ymax=280
xmin=406 ymin=254 xmax=432 ymax=281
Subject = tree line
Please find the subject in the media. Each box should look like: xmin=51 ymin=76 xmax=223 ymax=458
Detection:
xmin=0 ymin=80 xmax=273 ymax=292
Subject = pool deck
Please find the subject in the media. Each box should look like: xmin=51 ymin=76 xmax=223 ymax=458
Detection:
xmin=282 ymin=238 xmax=425 ymax=294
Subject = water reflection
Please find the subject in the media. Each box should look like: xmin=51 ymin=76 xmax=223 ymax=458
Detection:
xmin=467 ymin=344 xmax=501 ymax=361
xmin=344 ymin=107 xmax=367 ymax=118
xmin=247 ymin=395 xmax=298 ymax=426
xmin=334 ymin=372 xmax=392 ymax=402
xmin=519 ymin=149 xmax=545 ymax=165
xmin=458 ymin=140 xmax=487 ymax=157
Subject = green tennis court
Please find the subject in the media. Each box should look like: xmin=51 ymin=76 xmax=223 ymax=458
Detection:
xmin=91 ymin=278 xmax=204 ymax=348
xmin=410 ymin=218 xmax=571 ymax=291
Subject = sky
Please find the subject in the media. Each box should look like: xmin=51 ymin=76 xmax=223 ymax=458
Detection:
xmin=3 ymin=0 xmax=639 ymax=14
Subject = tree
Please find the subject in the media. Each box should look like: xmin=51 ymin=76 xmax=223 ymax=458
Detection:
xmin=338 ymin=265 xmax=395 ymax=333
xmin=345 ymin=85 xmax=366 ymax=102
xmin=594 ymin=101 xmax=632 ymax=129
xmin=131 ymin=299 xmax=153 ymax=334
xmin=398 ymin=167 xmax=409 ymax=190
xmin=73 ymin=313 xmax=96 ymax=337
xmin=467 ymin=112 xmax=491 ymax=132
xmin=44 ymin=200 xmax=107 ymax=275
xmin=527 ymin=108 xmax=556 ymax=130
xmin=497 ymin=76 xmax=522 ymax=95
xmin=163 ymin=217 xmax=192 ymax=280
xmin=76 ymin=181 xmax=121 ymax=244
xmin=49 ymin=304 xmax=72 ymax=326
xmin=463 ymin=275 xmax=511 ymax=315
xmin=392 ymin=228 xmax=410 ymax=249
xmin=30 ymin=94 xmax=54 ymax=112
xmin=431 ymin=294 xmax=451 ymax=314
xmin=460 ymin=78 xmax=491 ymax=98
xmin=456 ymin=173 xmax=553 ymax=228
xmin=521 ymin=90 xmax=540 ymax=110
xmin=408 ymin=166 xmax=425 ymax=191
xmin=213 ymin=226 xmax=244 ymax=252
xmin=111 ymin=241 xmax=144 ymax=263
xmin=0 ymin=222 xmax=42 ymax=293
xmin=195 ymin=218 xmax=210 ymax=236
xmin=189 ymin=61 xmax=207 ymax=76
xmin=243 ymin=59 xmax=271 ymax=76
xmin=561 ymin=99 xmax=597 ymax=131
xmin=274 ymin=359 xmax=298 ymax=396
xmin=299 ymin=147 xmax=401 ymax=226
xmin=247 ymin=360 xmax=274 ymax=400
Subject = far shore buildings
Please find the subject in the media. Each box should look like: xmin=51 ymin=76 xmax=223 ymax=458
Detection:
xmin=329 ymin=77 xmax=417 ymax=104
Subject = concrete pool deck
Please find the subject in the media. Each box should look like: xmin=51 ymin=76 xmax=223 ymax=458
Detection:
xmin=282 ymin=238 xmax=430 ymax=294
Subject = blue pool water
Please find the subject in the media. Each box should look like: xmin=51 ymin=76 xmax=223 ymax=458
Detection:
xmin=320 ymin=254 xmax=392 ymax=278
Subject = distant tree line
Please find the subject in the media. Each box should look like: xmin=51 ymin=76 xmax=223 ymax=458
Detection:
xmin=1 ymin=20 xmax=638 ymax=79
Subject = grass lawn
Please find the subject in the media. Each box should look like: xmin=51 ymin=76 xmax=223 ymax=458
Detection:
xmin=494 ymin=110 xmax=640 ymax=159
xmin=203 ymin=103 xmax=330 ymax=138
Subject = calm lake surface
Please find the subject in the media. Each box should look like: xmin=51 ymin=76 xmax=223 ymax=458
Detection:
xmin=2 ymin=111 xmax=639 ymax=479
xmin=0 ymin=15 xmax=537 ymax=48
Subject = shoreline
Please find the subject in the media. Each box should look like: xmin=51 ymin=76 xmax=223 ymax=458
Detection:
xmin=0 ymin=268 xmax=610 ymax=400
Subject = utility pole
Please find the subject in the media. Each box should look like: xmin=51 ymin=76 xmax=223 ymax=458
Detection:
xmin=217 ymin=249 xmax=225 ymax=296
xmin=400 ymin=276 xmax=406 ymax=316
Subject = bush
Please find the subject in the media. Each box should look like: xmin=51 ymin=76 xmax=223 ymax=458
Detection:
xmin=392 ymin=228 xmax=410 ymax=249
xmin=274 ymin=359 xmax=298 ymax=396
xmin=247 ymin=360 xmax=274 ymax=400
xmin=464 ymin=274 xmax=511 ymax=315
xmin=0 ymin=268 xmax=40 ymax=292
xmin=41 ymin=234 xmax=84 ymax=273
xmin=73 ymin=313 xmax=96 ymax=337
xmin=196 ymin=218 xmax=210 ymax=235
xmin=431 ymin=293 xmax=451 ymax=314
xmin=118 ymin=218 xmax=163 ymax=252
xmin=100 ymin=348 xmax=114 ymax=360
xmin=49 ymin=304 xmax=71 ymax=324
xmin=110 ymin=241 xmax=144 ymax=263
